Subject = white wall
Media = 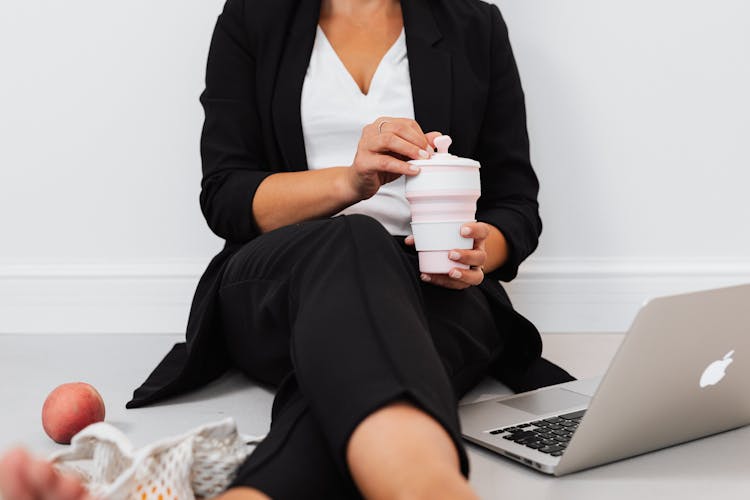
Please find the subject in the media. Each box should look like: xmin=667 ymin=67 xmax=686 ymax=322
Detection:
xmin=0 ymin=1 xmax=226 ymax=334
xmin=498 ymin=0 xmax=750 ymax=330
xmin=1 ymin=0 xmax=748 ymax=334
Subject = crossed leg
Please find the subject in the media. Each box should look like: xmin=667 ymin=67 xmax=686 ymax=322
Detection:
xmin=0 ymin=400 xmax=476 ymax=500
xmin=0 ymin=216 xmax=502 ymax=500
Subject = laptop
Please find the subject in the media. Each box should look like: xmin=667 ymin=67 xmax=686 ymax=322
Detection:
xmin=459 ymin=283 xmax=750 ymax=475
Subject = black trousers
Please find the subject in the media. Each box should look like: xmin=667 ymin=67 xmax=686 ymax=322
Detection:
xmin=219 ymin=214 xmax=505 ymax=498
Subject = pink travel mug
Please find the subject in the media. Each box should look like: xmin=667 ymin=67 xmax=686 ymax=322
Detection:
xmin=406 ymin=135 xmax=481 ymax=274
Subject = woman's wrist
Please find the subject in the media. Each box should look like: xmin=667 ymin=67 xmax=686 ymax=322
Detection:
xmin=333 ymin=166 xmax=365 ymax=205
xmin=482 ymin=225 xmax=509 ymax=274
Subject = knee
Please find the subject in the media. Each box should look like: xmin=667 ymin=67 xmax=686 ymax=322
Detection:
xmin=339 ymin=214 xmax=393 ymax=243
xmin=300 ymin=215 xmax=402 ymax=271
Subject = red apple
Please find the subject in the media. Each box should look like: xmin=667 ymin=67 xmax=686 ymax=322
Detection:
xmin=42 ymin=382 xmax=105 ymax=444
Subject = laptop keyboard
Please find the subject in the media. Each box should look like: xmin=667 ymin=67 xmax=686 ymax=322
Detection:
xmin=488 ymin=409 xmax=586 ymax=457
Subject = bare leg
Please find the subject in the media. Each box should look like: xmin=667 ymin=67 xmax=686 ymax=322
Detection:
xmin=347 ymin=402 xmax=479 ymax=500
xmin=0 ymin=447 xmax=269 ymax=500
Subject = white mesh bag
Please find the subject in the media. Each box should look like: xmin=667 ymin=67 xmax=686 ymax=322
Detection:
xmin=48 ymin=418 xmax=264 ymax=500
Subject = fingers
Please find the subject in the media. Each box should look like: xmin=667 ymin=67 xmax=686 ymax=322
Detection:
xmin=28 ymin=457 xmax=59 ymax=500
xmin=355 ymin=118 xmax=434 ymax=187
xmin=460 ymin=222 xmax=489 ymax=243
xmin=447 ymin=266 xmax=485 ymax=285
xmin=424 ymin=131 xmax=443 ymax=149
xmin=410 ymin=220 xmax=488 ymax=289
xmin=420 ymin=267 xmax=484 ymax=289
xmin=448 ymin=248 xmax=486 ymax=267
xmin=372 ymin=117 xmax=431 ymax=152
xmin=369 ymin=132 xmax=430 ymax=161
xmin=421 ymin=272 xmax=467 ymax=290
xmin=53 ymin=471 xmax=88 ymax=500
xmin=0 ymin=448 xmax=34 ymax=500
xmin=0 ymin=448 xmax=91 ymax=500
xmin=369 ymin=153 xmax=418 ymax=177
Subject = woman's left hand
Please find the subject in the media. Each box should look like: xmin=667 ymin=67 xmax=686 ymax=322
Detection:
xmin=404 ymin=221 xmax=490 ymax=290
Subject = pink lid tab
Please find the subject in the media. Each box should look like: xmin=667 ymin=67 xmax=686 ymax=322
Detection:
xmin=407 ymin=134 xmax=480 ymax=167
xmin=433 ymin=135 xmax=452 ymax=154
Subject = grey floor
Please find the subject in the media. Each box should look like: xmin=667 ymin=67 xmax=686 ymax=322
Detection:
xmin=1 ymin=333 xmax=748 ymax=499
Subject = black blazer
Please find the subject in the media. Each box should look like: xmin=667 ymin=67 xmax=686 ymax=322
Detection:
xmin=127 ymin=0 xmax=547 ymax=409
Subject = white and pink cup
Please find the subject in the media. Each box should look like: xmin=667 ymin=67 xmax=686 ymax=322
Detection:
xmin=406 ymin=135 xmax=481 ymax=274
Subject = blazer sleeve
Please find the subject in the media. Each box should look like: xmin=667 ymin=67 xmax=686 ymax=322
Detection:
xmin=475 ymin=4 xmax=542 ymax=282
xmin=199 ymin=0 xmax=273 ymax=243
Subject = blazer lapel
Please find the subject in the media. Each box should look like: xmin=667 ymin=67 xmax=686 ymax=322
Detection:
xmin=402 ymin=0 xmax=452 ymax=136
xmin=272 ymin=0 xmax=320 ymax=171
xmin=271 ymin=0 xmax=451 ymax=170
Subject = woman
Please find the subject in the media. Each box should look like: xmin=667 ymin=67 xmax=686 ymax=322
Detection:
xmin=0 ymin=0 xmax=574 ymax=498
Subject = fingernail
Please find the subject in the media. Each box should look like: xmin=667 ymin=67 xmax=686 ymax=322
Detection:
xmin=409 ymin=165 xmax=420 ymax=172
xmin=461 ymin=226 xmax=472 ymax=236
xmin=448 ymin=251 xmax=460 ymax=260
xmin=449 ymin=270 xmax=462 ymax=279
xmin=427 ymin=145 xmax=434 ymax=154
xmin=418 ymin=149 xmax=429 ymax=158
xmin=421 ymin=273 xmax=431 ymax=282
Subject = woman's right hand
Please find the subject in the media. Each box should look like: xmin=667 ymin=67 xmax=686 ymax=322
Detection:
xmin=347 ymin=117 xmax=441 ymax=201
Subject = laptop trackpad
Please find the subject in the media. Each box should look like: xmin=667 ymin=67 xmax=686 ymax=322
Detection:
xmin=498 ymin=388 xmax=590 ymax=416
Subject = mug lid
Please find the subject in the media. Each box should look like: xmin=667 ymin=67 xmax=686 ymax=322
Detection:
xmin=408 ymin=135 xmax=481 ymax=168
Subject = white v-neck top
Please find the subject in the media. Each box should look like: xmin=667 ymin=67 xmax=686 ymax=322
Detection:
xmin=301 ymin=26 xmax=414 ymax=235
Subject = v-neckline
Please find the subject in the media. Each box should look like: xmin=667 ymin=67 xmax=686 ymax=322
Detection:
xmin=316 ymin=26 xmax=405 ymax=98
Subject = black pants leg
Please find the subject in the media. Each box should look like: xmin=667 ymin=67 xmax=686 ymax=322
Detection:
xmin=219 ymin=214 xmax=503 ymax=498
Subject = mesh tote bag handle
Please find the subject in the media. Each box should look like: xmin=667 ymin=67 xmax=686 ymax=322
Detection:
xmin=49 ymin=418 xmax=264 ymax=500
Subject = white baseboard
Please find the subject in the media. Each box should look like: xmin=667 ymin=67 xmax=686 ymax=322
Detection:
xmin=2 ymin=258 xmax=749 ymax=334
xmin=506 ymin=257 xmax=750 ymax=333
xmin=0 ymin=261 xmax=202 ymax=335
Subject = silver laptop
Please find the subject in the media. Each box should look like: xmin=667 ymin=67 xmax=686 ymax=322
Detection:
xmin=459 ymin=284 xmax=750 ymax=475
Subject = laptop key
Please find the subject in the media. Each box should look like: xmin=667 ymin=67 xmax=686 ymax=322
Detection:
xmin=551 ymin=451 xmax=564 ymax=457
xmin=559 ymin=410 xmax=586 ymax=420
xmin=525 ymin=442 xmax=544 ymax=449
xmin=539 ymin=445 xmax=565 ymax=454
xmin=490 ymin=430 xmax=503 ymax=435
xmin=517 ymin=423 xmax=532 ymax=428
xmin=543 ymin=417 xmax=562 ymax=423
xmin=551 ymin=429 xmax=569 ymax=436
xmin=516 ymin=437 xmax=540 ymax=445
xmin=546 ymin=423 xmax=562 ymax=430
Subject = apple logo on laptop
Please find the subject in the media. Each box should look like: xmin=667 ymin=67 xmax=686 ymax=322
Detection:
xmin=699 ymin=350 xmax=735 ymax=388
